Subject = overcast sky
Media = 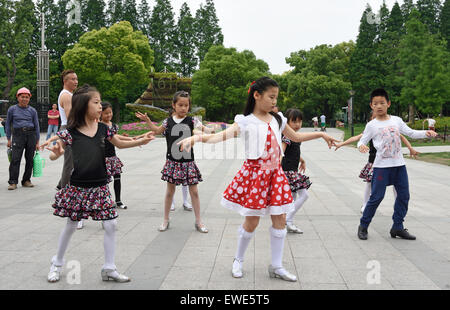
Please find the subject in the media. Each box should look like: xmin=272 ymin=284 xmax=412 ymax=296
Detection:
xmin=154 ymin=0 xmax=403 ymax=74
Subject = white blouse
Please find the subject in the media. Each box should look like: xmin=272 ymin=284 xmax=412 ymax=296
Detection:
xmin=234 ymin=112 xmax=287 ymax=160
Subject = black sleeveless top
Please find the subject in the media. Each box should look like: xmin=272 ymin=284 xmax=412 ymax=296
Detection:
xmin=104 ymin=123 xmax=119 ymax=158
xmin=163 ymin=116 xmax=195 ymax=163
xmin=368 ymin=140 xmax=377 ymax=164
xmin=281 ymin=135 xmax=301 ymax=171
xmin=58 ymin=123 xmax=112 ymax=188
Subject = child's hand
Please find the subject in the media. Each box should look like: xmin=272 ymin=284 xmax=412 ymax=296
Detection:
xmin=178 ymin=136 xmax=197 ymax=152
xmin=334 ymin=143 xmax=344 ymax=151
xmin=39 ymin=140 xmax=51 ymax=151
xmin=409 ymin=147 xmax=420 ymax=159
xmin=426 ymin=130 xmax=438 ymax=138
xmin=322 ymin=133 xmax=340 ymax=149
xmin=47 ymin=140 xmax=64 ymax=159
xmin=299 ymin=160 xmax=306 ymax=173
xmin=140 ymin=132 xmax=155 ymax=145
xmin=135 ymin=112 xmax=151 ymax=123
xmin=359 ymin=145 xmax=369 ymax=153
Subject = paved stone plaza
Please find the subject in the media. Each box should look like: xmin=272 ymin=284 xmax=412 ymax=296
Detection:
xmin=0 ymin=128 xmax=449 ymax=290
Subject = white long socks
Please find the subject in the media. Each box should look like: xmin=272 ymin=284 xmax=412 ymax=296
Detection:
xmin=235 ymin=225 xmax=255 ymax=262
xmin=102 ymin=219 xmax=117 ymax=271
xmin=182 ymin=185 xmax=190 ymax=205
xmin=286 ymin=189 xmax=309 ymax=225
xmin=270 ymin=226 xmax=287 ymax=269
xmin=54 ymin=218 xmax=79 ymax=266
xmin=363 ymin=182 xmax=371 ymax=208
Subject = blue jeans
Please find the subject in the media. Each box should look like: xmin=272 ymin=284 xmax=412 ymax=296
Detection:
xmin=46 ymin=124 xmax=59 ymax=144
xmin=360 ymin=166 xmax=410 ymax=230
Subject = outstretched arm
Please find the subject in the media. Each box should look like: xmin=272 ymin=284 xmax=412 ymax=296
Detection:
xmin=400 ymin=135 xmax=420 ymax=159
xmin=335 ymin=134 xmax=363 ymax=151
xmin=109 ymin=131 xmax=155 ymax=149
xmin=178 ymin=123 xmax=240 ymax=152
xmin=282 ymin=124 xmax=340 ymax=149
xmin=135 ymin=112 xmax=166 ymax=135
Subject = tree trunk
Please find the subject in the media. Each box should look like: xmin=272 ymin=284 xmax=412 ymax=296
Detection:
xmin=408 ymin=104 xmax=415 ymax=124
xmin=114 ymin=99 xmax=121 ymax=123
xmin=2 ymin=55 xmax=16 ymax=99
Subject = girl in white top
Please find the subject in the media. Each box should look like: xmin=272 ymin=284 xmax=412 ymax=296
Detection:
xmin=179 ymin=77 xmax=339 ymax=282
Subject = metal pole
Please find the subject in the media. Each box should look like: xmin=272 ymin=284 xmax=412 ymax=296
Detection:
xmin=350 ymin=95 xmax=354 ymax=137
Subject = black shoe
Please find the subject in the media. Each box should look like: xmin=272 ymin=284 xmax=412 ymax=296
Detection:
xmin=390 ymin=228 xmax=416 ymax=240
xmin=358 ymin=225 xmax=368 ymax=240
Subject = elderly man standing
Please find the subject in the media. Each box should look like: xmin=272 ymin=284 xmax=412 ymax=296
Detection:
xmin=6 ymin=87 xmax=40 ymax=190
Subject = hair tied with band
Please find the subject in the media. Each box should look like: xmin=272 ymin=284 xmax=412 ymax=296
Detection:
xmin=248 ymin=81 xmax=256 ymax=94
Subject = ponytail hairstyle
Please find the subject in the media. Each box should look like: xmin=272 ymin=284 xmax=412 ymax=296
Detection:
xmin=172 ymin=90 xmax=191 ymax=112
xmin=244 ymin=77 xmax=281 ymax=128
xmin=67 ymin=84 xmax=100 ymax=130
xmin=285 ymin=108 xmax=303 ymax=123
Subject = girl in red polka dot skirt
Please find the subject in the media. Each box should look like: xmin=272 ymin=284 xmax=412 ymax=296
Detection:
xmin=178 ymin=77 xmax=339 ymax=282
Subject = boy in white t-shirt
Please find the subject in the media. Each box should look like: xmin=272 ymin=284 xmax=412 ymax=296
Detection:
xmin=357 ymin=89 xmax=437 ymax=241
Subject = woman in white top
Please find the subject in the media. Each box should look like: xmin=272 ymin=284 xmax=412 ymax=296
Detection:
xmin=178 ymin=77 xmax=339 ymax=282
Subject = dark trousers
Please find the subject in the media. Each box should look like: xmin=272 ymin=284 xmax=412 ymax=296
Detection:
xmin=360 ymin=165 xmax=410 ymax=230
xmin=8 ymin=130 xmax=37 ymax=185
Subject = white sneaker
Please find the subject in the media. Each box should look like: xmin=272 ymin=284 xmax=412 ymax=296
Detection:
xmin=170 ymin=202 xmax=175 ymax=211
xmin=77 ymin=220 xmax=83 ymax=230
xmin=183 ymin=201 xmax=193 ymax=211
xmin=232 ymin=259 xmax=243 ymax=278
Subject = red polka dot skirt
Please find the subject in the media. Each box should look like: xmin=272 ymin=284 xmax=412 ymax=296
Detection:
xmin=221 ymin=125 xmax=293 ymax=216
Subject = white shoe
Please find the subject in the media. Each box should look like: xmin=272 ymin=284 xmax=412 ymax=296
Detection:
xmin=232 ymin=259 xmax=243 ymax=278
xmin=286 ymin=223 xmax=303 ymax=234
xmin=170 ymin=202 xmax=175 ymax=211
xmin=183 ymin=201 xmax=193 ymax=211
xmin=268 ymin=265 xmax=297 ymax=282
xmin=101 ymin=269 xmax=131 ymax=283
xmin=47 ymin=257 xmax=63 ymax=283
xmin=77 ymin=220 xmax=83 ymax=230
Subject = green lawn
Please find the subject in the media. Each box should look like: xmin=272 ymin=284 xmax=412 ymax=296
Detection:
xmin=406 ymin=152 xmax=450 ymax=166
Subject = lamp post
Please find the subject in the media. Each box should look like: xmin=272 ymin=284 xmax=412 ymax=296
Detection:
xmin=349 ymin=90 xmax=355 ymax=137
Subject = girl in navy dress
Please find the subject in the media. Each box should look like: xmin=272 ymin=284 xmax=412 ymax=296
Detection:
xmin=281 ymin=109 xmax=312 ymax=234
xmin=46 ymin=85 xmax=154 ymax=283
xmin=178 ymin=77 xmax=339 ymax=282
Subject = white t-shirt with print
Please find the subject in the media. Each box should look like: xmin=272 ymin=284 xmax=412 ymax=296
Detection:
xmin=358 ymin=116 xmax=427 ymax=168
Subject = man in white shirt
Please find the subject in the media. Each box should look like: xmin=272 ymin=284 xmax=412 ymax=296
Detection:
xmin=357 ymin=89 xmax=437 ymax=241
xmin=312 ymin=116 xmax=318 ymax=131
xmin=423 ymin=117 xmax=436 ymax=131
xmin=320 ymin=114 xmax=326 ymax=131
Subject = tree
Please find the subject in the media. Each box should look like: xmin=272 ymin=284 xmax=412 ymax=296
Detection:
xmin=149 ymin=0 xmax=177 ymax=71
xmin=107 ymin=0 xmax=123 ymax=26
xmin=401 ymin=0 xmax=415 ymax=22
xmin=122 ymin=0 xmax=139 ymax=30
xmin=414 ymin=39 xmax=450 ymax=116
xmin=192 ymin=45 xmax=269 ymax=122
xmin=82 ymin=0 xmax=107 ymax=31
xmin=61 ymin=21 xmax=154 ymax=121
xmin=441 ymin=0 xmax=450 ymax=50
xmin=176 ymin=2 xmax=197 ymax=77
xmin=0 ymin=0 xmax=36 ymax=99
xmin=194 ymin=0 xmax=224 ymax=63
xmin=398 ymin=9 xmax=430 ymax=121
xmin=138 ymin=0 xmax=151 ymax=37
xmin=349 ymin=5 xmax=381 ymax=120
xmin=285 ymin=42 xmax=354 ymax=122
xmin=416 ymin=0 xmax=443 ymax=34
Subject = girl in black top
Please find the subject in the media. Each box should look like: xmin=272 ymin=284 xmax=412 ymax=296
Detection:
xmin=45 ymin=85 xmax=154 ymax=284
xmin=281 ymin=109 xmax=312 ymax=234
xmin=135 ymin=91 xmax=208 ymax=233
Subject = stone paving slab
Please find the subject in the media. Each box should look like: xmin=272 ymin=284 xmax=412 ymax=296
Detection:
xmin=0 ymin=129 xmax=449 ymax=290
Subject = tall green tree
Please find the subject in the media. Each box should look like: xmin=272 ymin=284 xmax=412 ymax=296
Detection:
xmin=107 ymin=0 xmax=123 ymax=26
xmin=441 ymin=0 xmax=450 ymax=50
xmin=138 ymin=0 xmax=151 ymax=37
xmin=192 ymin=45 xmax=269 ymax=122
xmin=149 ymin=0 xmax=177 ymax=71
xmin=416 ymin=0 xmax=443 ymax=34
xmin=285 ymin=42 xmax=354 ymax=121
xmin=62 ymin=21 xmax=154 ymax=121
xmin=349 ymin=5 xmax=381 ymax=120
xmin=176 ymin=2 xmax=197 ymax=77
xmin=194 ymin=0 xmax=224 ymax=63
xmin=398 ymin=9 xmax=430 ymax=121
xmin=0 ymin=0 xmax=37 ymax=99
xmin=401 ymin=0 xmax=415 ymax=22
xmin=122 ymin=0 xmax=139 ymax=30
xmin=82 ymin=0 xmax=107 ymax=31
